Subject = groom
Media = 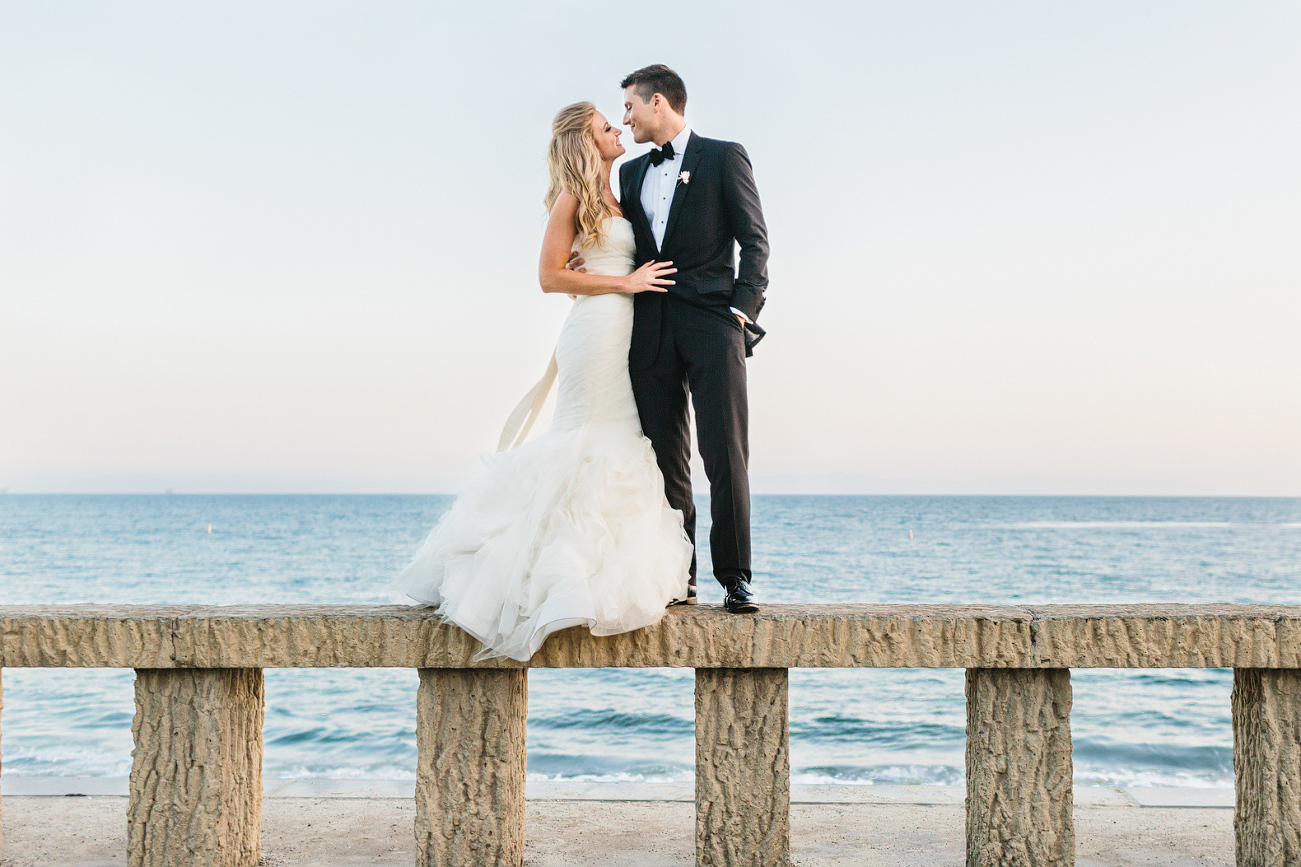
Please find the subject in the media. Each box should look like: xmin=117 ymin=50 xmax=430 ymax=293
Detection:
xmin=613 ymin=64 xmax=769 ymax=614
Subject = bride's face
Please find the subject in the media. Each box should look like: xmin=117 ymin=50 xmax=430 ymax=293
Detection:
xmin=591 ymin=111 xmax=625 ymax=161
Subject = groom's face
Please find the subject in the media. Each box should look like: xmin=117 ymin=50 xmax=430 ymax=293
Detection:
xmin=622 ymin=87 xmax=657 ymax=145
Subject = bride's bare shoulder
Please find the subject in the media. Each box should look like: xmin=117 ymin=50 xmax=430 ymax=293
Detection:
xmin=550 ymin=189 xmax=579 ymax=214
xmin=544 ymin=190 xmax=580 ymax=232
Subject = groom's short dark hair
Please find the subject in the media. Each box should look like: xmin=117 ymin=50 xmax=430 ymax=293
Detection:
xmin=620 ymin=64 xmax=687 ymax=115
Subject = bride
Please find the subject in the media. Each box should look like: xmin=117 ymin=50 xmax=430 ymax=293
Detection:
xmin=392 ymin=101 xmax=693 ymax=661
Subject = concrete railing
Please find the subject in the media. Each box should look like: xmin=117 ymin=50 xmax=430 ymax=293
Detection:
xmin=3 ymin=603 xmax=1301 ymax=866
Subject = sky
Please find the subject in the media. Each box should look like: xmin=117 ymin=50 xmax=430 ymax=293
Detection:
xmin=2 ymin=1 xmax=1298 ymax=495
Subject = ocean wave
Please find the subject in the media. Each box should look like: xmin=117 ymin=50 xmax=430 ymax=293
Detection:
xmin=526 ymin=770 xmax=694 ymax=784
xmin=794 ymin=765 xmax=964 ymax=786
xmin=532 ymin=708 xmax=693 ymax=736
xmin=1 ymin=745 xmax=133 ymax=778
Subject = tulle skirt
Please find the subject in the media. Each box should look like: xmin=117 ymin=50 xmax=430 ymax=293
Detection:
xmin=391 ymin=420 xmax=693 ymax=661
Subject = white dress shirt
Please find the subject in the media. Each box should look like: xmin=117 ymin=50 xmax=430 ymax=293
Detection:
xmin=638 ymin=126 xmax=749 ymax=323
xmin=640 ymin=125 xmax=692 ymax=252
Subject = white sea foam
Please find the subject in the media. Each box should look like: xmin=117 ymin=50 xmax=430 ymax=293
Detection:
xmin=1012 ymin=521 xmax=1237 ymax=528
xmin=526 ymin=771 xmax=694 ymax=784
xmin=274 ymin=765 xmax=418 ymax=781
xmin=1 ymin=745 xmax=133 ymax=778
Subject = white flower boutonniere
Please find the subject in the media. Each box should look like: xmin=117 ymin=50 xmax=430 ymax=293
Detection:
xmin=678 ymin=170 xmax=691 ymax=186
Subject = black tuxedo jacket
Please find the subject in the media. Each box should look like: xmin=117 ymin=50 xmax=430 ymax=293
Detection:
xmin=619 ymin=132 xmax=769 ymax=368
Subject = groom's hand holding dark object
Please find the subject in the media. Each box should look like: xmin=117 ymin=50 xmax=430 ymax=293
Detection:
xmin=739 ymin=317 xmax=765 ymax=356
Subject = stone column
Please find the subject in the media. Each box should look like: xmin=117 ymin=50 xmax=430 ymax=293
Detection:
xmin=128 ymin=668 xmax=264 ymax=867
xmin=695 ymin=668 xmax=790 ymax=867
xmin=1233 ymin=668 xmax=1301 ymax=866
xmin=965 ymin=668 xmax=1074 ymax=867
xmin=415 ymin=668 xmax=528 ymax=867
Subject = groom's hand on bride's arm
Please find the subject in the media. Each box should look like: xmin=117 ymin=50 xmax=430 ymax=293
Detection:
xmin=566 ymin=251 xmax=586 ymax=273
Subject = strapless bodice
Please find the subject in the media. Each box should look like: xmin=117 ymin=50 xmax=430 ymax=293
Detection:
xmin=572 ymin=216 xmax=635 ymax=277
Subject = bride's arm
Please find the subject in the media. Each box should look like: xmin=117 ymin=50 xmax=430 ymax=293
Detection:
xmin=538 ymin=191 xmax=674 ymax=296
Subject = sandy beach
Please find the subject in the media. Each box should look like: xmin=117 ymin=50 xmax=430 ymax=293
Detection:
xmin=1 ymin=786 xmax=1233 ymax=867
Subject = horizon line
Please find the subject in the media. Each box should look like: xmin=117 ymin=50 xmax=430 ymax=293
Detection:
xmin=3 ymin=491 xmax=1299 ymax=499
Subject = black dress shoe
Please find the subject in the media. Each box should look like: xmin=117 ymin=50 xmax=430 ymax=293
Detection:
xmin=723 ymin=579 xmax=759 ymax=614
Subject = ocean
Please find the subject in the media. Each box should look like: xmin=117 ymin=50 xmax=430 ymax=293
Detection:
xmin=2 ymin=494 xmax=1299 ymax=787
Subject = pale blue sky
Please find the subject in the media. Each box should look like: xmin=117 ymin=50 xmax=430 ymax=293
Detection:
xmin=2 ymin=1 xmax=1298 ymax=494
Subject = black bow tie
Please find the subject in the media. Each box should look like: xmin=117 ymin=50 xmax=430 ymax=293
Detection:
xmin=648 ymin=140 xmax=676 ymax=166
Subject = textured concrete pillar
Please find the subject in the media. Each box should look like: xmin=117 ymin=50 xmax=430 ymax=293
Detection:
xmin=966 ymin=668 xmax=1074 ymax=867
xmin=1233 ymin=668 xmax=1301 ymax=866
xmin=128 ymin=668 xmax=264 ymax=867
xmin=695 ymin=668 xmax=790 ymax=867
xmin=416 ymin=668 xmax=527 ymax=867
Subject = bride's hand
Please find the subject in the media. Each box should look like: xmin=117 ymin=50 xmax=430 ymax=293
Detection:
xmin=625 ymin=260 xmax=675 ymax=294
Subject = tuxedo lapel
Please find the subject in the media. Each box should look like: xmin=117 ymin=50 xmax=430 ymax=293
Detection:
xmin=659 ymin=132 xmax=703 ymax=252
xmin=625 ymin=155 xmax=655 ymax=254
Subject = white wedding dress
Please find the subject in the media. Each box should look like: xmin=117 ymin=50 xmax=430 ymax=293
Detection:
xmin=392 ymin=216 xmax=692 ymax=661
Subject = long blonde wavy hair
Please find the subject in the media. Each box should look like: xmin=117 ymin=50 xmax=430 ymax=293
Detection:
xmin=544 ymin=101 xmax=613 ymax=251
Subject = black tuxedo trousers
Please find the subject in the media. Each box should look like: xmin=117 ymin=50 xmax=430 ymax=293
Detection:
xmin=631 ymin=293 xmax=750 ymax=587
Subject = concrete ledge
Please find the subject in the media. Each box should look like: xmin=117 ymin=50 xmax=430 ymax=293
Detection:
xmin=0 ymin=778 xmax=1233 ymax=807
xmin=5 ymin=603 xmax=1301 ymax=668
